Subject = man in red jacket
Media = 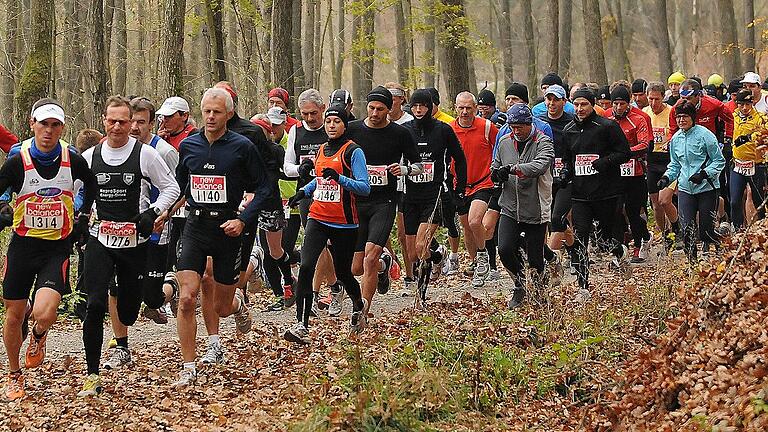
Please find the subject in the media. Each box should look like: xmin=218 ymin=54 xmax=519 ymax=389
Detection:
xmin=668 ymin=79 xmax=733 ymax=140
xmin=0 ymin=123 xmax=19 ymax=154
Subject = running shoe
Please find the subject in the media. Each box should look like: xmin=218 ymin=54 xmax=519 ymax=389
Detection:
xmin=639 ymin=233 xmax=654 ymax=262
xmin=430 ymin=245 xmax=447 ymax=281
xmin=547 ymin=253 xmax=564 ymax=287
xmin=485 ymin=268 xmax=501 ymax=282
xmin=171 ymin=368 xmax=197 ymax=387
xmin=4 ymin=372 xmax=24 ymax=401
xmin=201 ymin=343 xmax=225 ymax=365
xmin=403 ymin=276 xmax=417 ymax=292
xmin=142 ymin=307 xmax=168 ymax=324
xmin=234 ymin=290 xmax=252 ymax=334
xmin=610 ymin=245 xmax=630 ymax=271
xmin=630 ymin=246 xmax=644 ymax=264
xmin=77 ymin=374 xmax=103 ymax=397
xmin=24 ymin=328 xmax=47 ymax=369
xmin=463 ymin=260 xmax=476 ymax=276
xmin=164 ymin=272 xmax=180 ymax=317
xmin=507 ymin=288 xmax=525 ymax=309
xmin=350 ymin=299 xmax=368 ymax=334
xmin=103 ymin=346 xmax=131 ymax=370
xmin=250 ymin=245 xmax=264 ymax=282
xmin=475 ymin=251 xmax=490 ymax=277
xmin=388 ymin=255 xmax=401 ymax=281
xmin=377 ymin=253 xmax=392 ymax=294
xmin=444 ymin=254 xmax=459 ymax=275
xmin=471 ymin=265 xmax=486 ymax=287
xmin=283 ymin=278 xmax=296 ymax=308
xmin=310 ymin=295 xmax=321 ymax=317
xmin=328 ymin=284 xmax=345 ymax=317
xmin=283 ymin=322 xmax=310 ymax=344
xmin=266 ymin=297 xmax=284 ymax=312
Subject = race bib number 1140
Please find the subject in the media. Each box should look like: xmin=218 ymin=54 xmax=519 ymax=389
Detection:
xmin=190 ymin=175 xmax=227 ymax=204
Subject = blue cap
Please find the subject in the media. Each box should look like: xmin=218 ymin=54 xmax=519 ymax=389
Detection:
xmin=506 ymin=103 xmax=533 ymax=125
xmin=543 ymin=84 xmax=566 ymax=100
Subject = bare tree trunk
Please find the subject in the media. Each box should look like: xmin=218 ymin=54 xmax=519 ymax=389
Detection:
xmin=604 ymin=0 xmax=632 ymax=81
xmin=439 ymin=0 xmax=470 ymax=105
xmin=15 ymin=0 xmax=54 ymax=135
xmin=313 ymin=0 xmax=321 ymax=88
xmin=651 ymin=0 xmax=673 ymax=81
xmin=467 ymin=50 xmax=477 ymax=95
xmin=160 ymin=0 xmax=186 ymax=97
xmin=332 ymin=0 xmax=345 ymax=89
xmin=205 ymin=0 xmax=227 ymax=81
xmin=351 ymin=0 xmax=375 ymax=116
xmin=272 ymin=0 xmax=294 ymax=102
xmin=521 ymin=0 xmax=536 ymax=88
xmin=135 ymin=0 xmax=146 ymax=96
xmin=581 ymin=0 xmax=608 ymax=85
xmin=112 ymin=0 xmax=127 ymax=95
xmin=291 ymin=0 xmax=306 ymax=94
xmin=3 ymin=0 xmax=21 ymax=124
xmin=62 ymin=0 xmax=84 ymax=128
xmin=394 ymin=0 xmax=412 ymax=85
xmin=547 ymin=0 xmax=559 ymax=73
xmin=715 ymin=0 xmax=740 ymax=79
xmin=743 ymin=0 xmax=755 ymax=71
xmin=422 ymin=10 xmax=436 ymax=88
xmin=558 ymin=0 xmax=572 ymax=79
xmin=303 ymin=0 xmax=316 ymax=88
xmin=496 ymin=0 xmax=513 ymax=86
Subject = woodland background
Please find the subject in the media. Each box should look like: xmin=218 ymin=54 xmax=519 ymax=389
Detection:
xmin=2 ymin=0 xmax=768 ymax=141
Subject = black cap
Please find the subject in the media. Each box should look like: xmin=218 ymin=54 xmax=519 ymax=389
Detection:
xmin=325 ymin=103 xmax=350 ymax=127
xmin=410 ymin=89 xmax=434 ymax=111
xmin=631 ymin=79 xmax=648 ymax=93
xmin=610 ymin=86 xmax=631 ymax=103
xmin=597 ymin=85 xmax=611 ymax=101
xmin=477 ymin=89 xmax=496 ymax=107
xmin=734 ymin=89 xmax=754 ymax=103
xmin=504 ymin=82 xmax=529 ymax=104
xmin=367 ymin=85 xmax=393 ymax=110
xmin=703 ymin=84 xmax=718 ymax=97
xmin=330 ymin=89 xmax=353 ymax=105
xmin=541 ymin=72 xmax=563 ymax=87
xmin=427 ymin=87 xmax=441 ymax=106
xmin=572 ymin=88 xmax=596 ymax=105
xmin=728 ymin=78 xmax=743 ymax=95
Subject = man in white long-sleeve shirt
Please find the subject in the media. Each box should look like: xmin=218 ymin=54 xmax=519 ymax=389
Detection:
xmin=78 ymin=96 xmax=180 ymax=397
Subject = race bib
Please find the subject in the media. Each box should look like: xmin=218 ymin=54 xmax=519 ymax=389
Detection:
xmin=98 ymin=221 xmax=137 ymax=249
xmin=620 ymin=159 xmax=636 ymax=177
xmin=411 ymin=162 xmax=434 ymax=183
xmin=652 ymin=127 xmax=668 ymax=153
xmin=575 ymin=154 xmax=599 ymax=176
xmin=367 ymin=165 xmax=389 ymax=186
xmin=553 ymin=158 xmax=564 ymax=178
xmin=172 ymin=204 xmax=187 ymax=218
xmin=24 ymin=201 xmax=64 ymax=230
xmin=313 ymin=178 xmax=341 ymax=202
xmin=734 ymin=159 xmax=755 ymax=176
xmin=190 ymin=175 xmax=227 ymax=204
xmin=282 ymin=199 xmax=291 ymax=218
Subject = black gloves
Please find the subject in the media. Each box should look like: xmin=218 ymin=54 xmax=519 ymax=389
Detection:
xmin=657 ymin=175 xmax=671 ymax=189
xmin=734 ymin=135 xmax=751 ymax=147
xmin=591 ymin=157 xmax=611 ymax=173
xmin=688 ymin=169 xmax=708 ymax=185
xmin=558 ymin=166 xmax=572 ymax=185
xmin=288 ymin=189 xmax=306 ymax=208
xmin=491 ymin=165 xmax=511 ymax=183
xmin=0 ymin=202 xmax=12 ymax=231
xmin=136 ymin=208 xmax=158 ymax=237
xmin=298 ymin=159 xmax=314 ymax=180
xmin=322 ymin=167 xmax=340 ymax=182
xmin=72 ymin=213 xmax=91 ymax=247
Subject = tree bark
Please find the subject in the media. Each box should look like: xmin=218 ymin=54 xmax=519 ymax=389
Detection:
xmin=743 ymin=0 xmax=755 ymax=71
xmin=604 ymin=0 xmax=632 ymax=81
xmin=302 ymin=0 xmax=316 ymax=88
xmin=204 ymin=0 xmax=227 ymax=82
xmin=496 ymin=0 xmax=513 ymax=86
xmin=61 ymin=0 xmax=83 ymax=129
xmin=351 ymin=0 xmax=375 ymax=116
xmin=650 ymin=0 xmax=673 ymax=82
xmin=521 ymin=0 xmax=536 ymax=88
xmin=291 ymin=0 xmax=306 ymax=94
xmin=14 ymin=0 xmax=54 ymax=135
xmin=272 ymin=0 xmax=295 ymax=105
xmin=112 ymin=0 xmax=127 ymax=95
xmin=3 ymin=0 xmax=21 ymax=124
xmin=422 ymin=10 xmax=436 ymax=88
xmin=439 ymin=0 xmax=470 ymax=105
xmin=135 ymin=0 xmax=147 ymax=96
xmin=715 ymin=0 xmax=740 ymax=79
xmin=581 ymin=0 xmax=608 ymax=85
xmin=332 ymin=0 xmax=345 ymax=89
xmin=160 ymin=0 xmax=186 ymax=97
xmin=394 ymin=0 xmax=412 ymax=85
xmin=558 ymin=0 xmax=572 ymax=79
xmin=547 ymin=0 xmax=559 ymax=74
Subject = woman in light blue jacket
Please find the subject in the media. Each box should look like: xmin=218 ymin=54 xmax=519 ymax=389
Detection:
xmin=659 ymin=101 xmax=725 ymax=259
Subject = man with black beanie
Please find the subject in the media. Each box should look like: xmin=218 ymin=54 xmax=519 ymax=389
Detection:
xmin=631 ymin=79 xmax=649 ymax=109
xmin=477 ymin=89 xmax=497 ymax=120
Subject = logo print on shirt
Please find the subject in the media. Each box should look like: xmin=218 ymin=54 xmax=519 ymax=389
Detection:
xmin=96 ymin=173 xmax=111 ymax=185
xmin=30 ymin=178 xmax=39 ymax=186
xmin=204 ymin=163 xmax=216 ymax=170
xmin=123 ymin=173 xmax=135 ymax=185
xmin=35 ymin=187 xmax=62 ymax=198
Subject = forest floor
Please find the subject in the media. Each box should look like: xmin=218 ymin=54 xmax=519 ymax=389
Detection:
xmin=0 ymin=239 xmax=747 ymax=431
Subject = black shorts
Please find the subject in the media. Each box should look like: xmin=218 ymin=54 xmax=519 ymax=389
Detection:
xmin=646 ymin=165 xmax=667 ymax=194
xmin=2 ymin=235 xmax=72 ymax=300
xmin=177 ymin=215 xmax=242 ymax=285
xmin=550 ymin=183 xmax=573 ymax=232
xmin=239 ymin=231 xmax=257 ymax=272
xmin=355 ymin=200 xmax=397 ymax=251
xmin=488 ymin=187 xmax=502 ymax=212
xmin=457 ymin=188 xmax=493 ymax=215
xmin=402 ymin=199 xmax=442 ymax=236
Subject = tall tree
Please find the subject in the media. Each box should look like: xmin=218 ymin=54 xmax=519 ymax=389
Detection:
xmin=546 ymin=0 xmax=559 ymax=74
xmin=581 ymin=0 xmax=608 ymax=85
xmin=291 ymin=0 xmax=306 ymax=94
xmin=303 ymin=0 xmax=317 ymax=88
xmin=651 ymin=0 xmax=673 ymax=81
xmin=496 ymin=0 xmax=513 ymax=85
xmin=743 ymin=0 xmax=755 ymax=71
xmin=205 ymin=0 xmax=227 ymax=81
xmin=521 ymin=0 xmax=536 ymax=87
xmin=394 ymin=0 xmax=413 ymax=85
xmin=604 ymin=0 xmax=632 ymax=81
xmin=351 ymin=0 xmax=375 ymax=115
xmin=160 ymin=0 xmax=186 ymax=97
xmin=438 ymin=0 xmax=470 ymax=104
xmin=14 ymin=0 xmax=54 ymax=135
xmin=715 ymin=0 xmax=740 ymax=79
xmin=112 ymin=0 xmax=127 ymax=95
xmin=422 ymin=11 xmax=436 ymax=88
xmin=61 ymin=0 xmax=84 ymax=128
xmin=332 ymin=0 xmax=346 ymax=89
xmin=3 ymin=0 xmax=21 ymax=124
xmin=272 ymin=0 xmax=295 ymax=103
xmin=558 ymin=0 xmax=572 ymax=79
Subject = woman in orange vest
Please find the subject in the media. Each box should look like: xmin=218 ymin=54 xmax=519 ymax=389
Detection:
xmin=283 ymin=104 xmax=370 ymax=344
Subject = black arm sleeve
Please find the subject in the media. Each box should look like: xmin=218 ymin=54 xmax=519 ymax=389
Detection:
xmin=400 ymin=128 xmax=421 ymax=165
xmin=606 ymin=122 xmax=632 ymax=166
xmin=70 ymin=151 xmax=98 ymax=213
xmin=238 ymin=143 xmax=272 ymax=228
xmin=445 ymin=127 xmax=467 ymax=193
xmin=175 ymin=149 xmax=190 ymax=202
xmin=0 ymin=154 xmax=23 ymax=196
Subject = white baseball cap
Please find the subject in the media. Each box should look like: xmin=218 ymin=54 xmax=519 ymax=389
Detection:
xmin=31 ymin=104 xmax=66 ymax=124
xmin=267 ymin=106 xmax=287 ymax=125
xmin=156 ymin=96 xmax=190 ymax=116
xmin=741 ymin=72 xmax=762 ymax=84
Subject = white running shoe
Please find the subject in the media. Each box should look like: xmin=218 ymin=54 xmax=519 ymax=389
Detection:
xmin=283 ymin=322 xmax=310 ymax=344
xmin=475 ymin=251 xmax=490 ymax=277
xmin=444 ymin=254 xmax=459 ymax=275
xmin=103 ymin=346 xmax=131 ymax=370
xmin=200 ymin=343 xmax=225 ymax=365
xmin=171 ymin=368 xmax=197 ymax=387
xmin=328 ymin=285 xmax=345 ymax=317
xmin=430 ymin=245 xmax=447 ymax=281
xmin=350 ymin=299 xmax=368 ymax=334
xmin=233 ymin=290 xmax=252 ymax=333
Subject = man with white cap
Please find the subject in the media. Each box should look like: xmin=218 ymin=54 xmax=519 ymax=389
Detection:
xmin=0 ymin=98 xmax=97 ymax=400
xmin=156 ymin=96 xmax=197 ymax=150
xmin=741 ymin=72 xmax=768 ymax=114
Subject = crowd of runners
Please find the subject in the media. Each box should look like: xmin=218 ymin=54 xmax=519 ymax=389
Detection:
xmin=1 ymin=69 xmax=767 ymax=400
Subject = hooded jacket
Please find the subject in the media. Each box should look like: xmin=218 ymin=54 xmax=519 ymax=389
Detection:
xmin=492 ymin=125 xmax=554 ymax=224
xmin=664 ymin=125 xmax=725 ymax=195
